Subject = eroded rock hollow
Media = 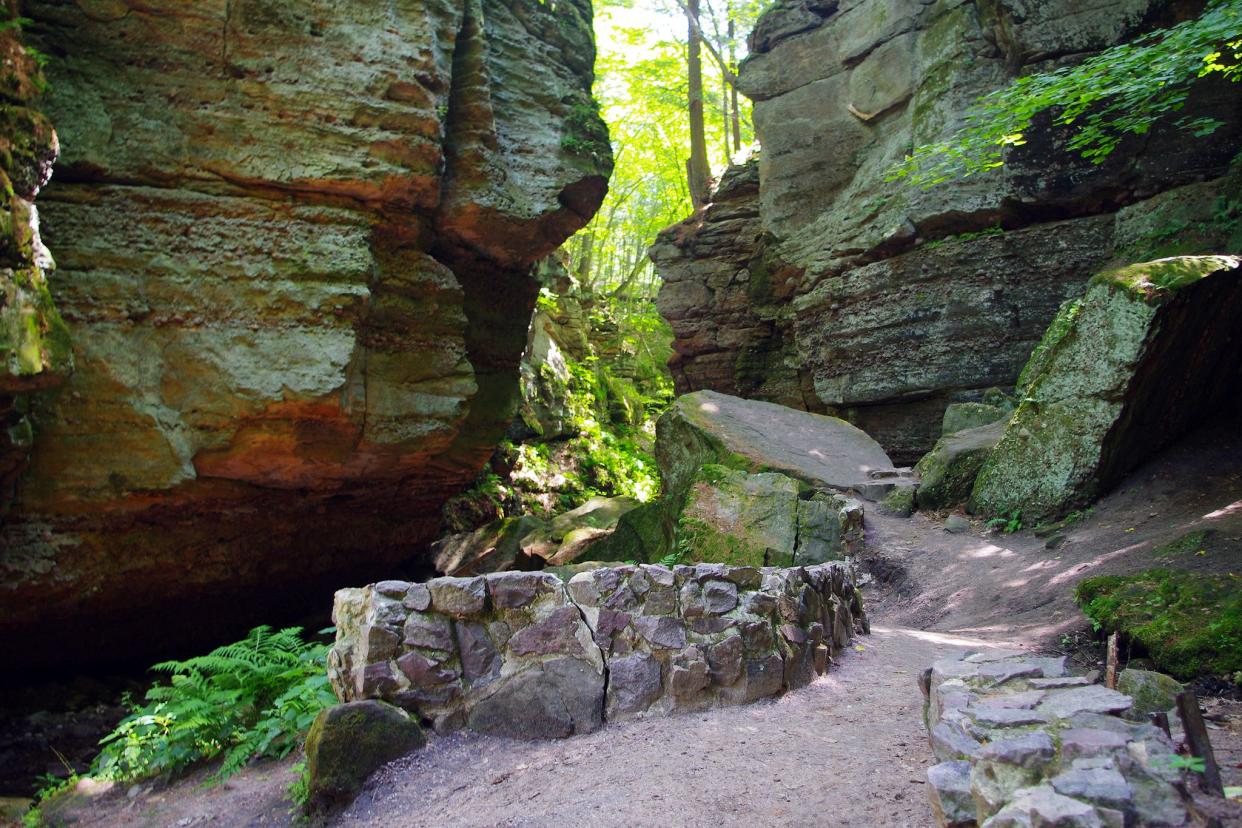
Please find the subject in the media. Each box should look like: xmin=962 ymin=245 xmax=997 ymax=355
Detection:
xmin=0 ymin=0 xmax=611 ymax=673
xmin=652 ymin=0 xmax=1242 ymax=463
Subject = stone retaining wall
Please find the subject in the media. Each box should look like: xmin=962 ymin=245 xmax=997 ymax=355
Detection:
xmin=922 ymin=650 xmax=1199 ymax=827
xmin=329 ymin=562 xmax=867 ymax=737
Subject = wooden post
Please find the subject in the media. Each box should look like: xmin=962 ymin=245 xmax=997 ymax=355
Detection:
xmin=1104 ymin=633 xmax=1119 ymax=689
xmin=1175 ymin=690 xmax=1224 ymax=796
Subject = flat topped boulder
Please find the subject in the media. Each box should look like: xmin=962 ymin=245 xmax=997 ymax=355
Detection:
xmin=656 ymin=390 xmax=896 ymax=494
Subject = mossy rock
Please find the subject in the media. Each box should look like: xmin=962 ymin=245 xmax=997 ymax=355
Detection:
xmin=303 ymin=700 xmax=426 ymax=817
xmin=941 ymin=401 xmax=1010 ymax=436
xmin=1075 ymin=568 xmax=1242 ymax=679
xmin=676 ymin=464 xmax=799 ymax=568
xmin=1116 ymin=668 xmax=1183 ymax=721
xmin=915 ymin=420 xmax=1003 ymax=511
xmin=580 ymin=499 xmax=671 ymax=564
xmin=877 ymin=484 xmax=915 ymax=518
xmin=972 ymin=255 xmax=1242 ymax=521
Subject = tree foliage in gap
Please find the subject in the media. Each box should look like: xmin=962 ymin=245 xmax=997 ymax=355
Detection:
xmin=889 ymin=0 xmax=1242 ymax=187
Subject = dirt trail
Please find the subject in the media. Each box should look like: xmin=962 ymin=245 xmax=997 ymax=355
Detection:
xmin=340 ymin=626 xmax=1012 ymax=828
xmin=35 ymin=423 xmax=1242 ymax=827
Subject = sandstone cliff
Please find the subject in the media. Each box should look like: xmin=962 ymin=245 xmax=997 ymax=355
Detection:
xmin=653 ymin=0 xmax=1242 ymax=463
xmin=0 ymin=9 xmax=70 ymax=519
xmin=0 ymin=0 xmax=610 ymax=672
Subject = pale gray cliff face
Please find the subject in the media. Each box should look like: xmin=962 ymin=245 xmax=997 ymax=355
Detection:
xmin=1 ymin=0 xmax=610 ymax=672
xmin=653 ymin=0 xmax=1242 ymax=462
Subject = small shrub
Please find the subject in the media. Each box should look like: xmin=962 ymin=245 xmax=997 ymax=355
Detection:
xmin=987 ymin=510 xmax=1023 ymax=534
xmin=91 ymin=626 xmax=336 ymax=784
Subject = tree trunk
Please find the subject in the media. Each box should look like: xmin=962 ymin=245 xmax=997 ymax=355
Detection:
xmin=686 ymin=0 xmax=711 ymax=207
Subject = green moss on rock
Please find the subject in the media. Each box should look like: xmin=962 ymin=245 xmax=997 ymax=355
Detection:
xmin=303 ymin=700 xmax=426 ymax=817
xmin=1076 ymin=568 xmax=1242 ymax=679
xmin=915 ymin=420 xmax=1003 ymax=511
xmin=971 ymin=255 xmax=1242 ymax=521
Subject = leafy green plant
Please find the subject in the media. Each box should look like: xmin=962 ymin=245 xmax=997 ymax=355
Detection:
xmin=1157 ymin=754 xmax=1208 ymax=773
xmin=987 ymin=510 xmax=1023 ymax=534
xmin=90 ymin=626 xmax=336 ymax=784
xmin=889 ymin=0 xmax=1242 ymax=187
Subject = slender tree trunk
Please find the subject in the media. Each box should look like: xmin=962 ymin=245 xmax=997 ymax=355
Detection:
xmin=686 ymin=0 xmax=711 ymax=207
xmin=728 ymin=13 xmax=740 ymax=152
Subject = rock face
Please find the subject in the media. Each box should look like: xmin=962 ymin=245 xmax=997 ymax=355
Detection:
xmin=0 ymin=14 xmax=71 ymax=517
xmin=971 ymin=256 xmax=1242 ymax=520
xmin=328 ymin=560 xmax=867 ymax=733
xmin=653 ymin=0 xmax=1242 ymax=464
xmin=921 ymin=650 xmax=1208 ymax=827
xmin=0 ymin=0 xmax=610 ymax=672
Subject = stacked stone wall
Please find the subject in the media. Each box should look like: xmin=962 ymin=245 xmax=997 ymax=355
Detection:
xmin=922 ymin=650 xmax=1206 ymax=826
xmin=329 ymin=561 xmax=867 ymax=737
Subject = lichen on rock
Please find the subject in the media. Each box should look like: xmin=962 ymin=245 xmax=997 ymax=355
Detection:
xmin=970 ymin=255 xmax=1242 ymax=521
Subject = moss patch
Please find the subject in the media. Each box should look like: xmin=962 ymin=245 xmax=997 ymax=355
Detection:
xmin=1075 ymin=568 xmax=1242 ymax=679
xmin=1150 ymin=529 xmax=1214 ymax=561
xmin=1097 ymin=255 xmax=1240 ymax=303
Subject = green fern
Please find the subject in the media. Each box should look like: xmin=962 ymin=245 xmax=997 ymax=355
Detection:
xmin=90 ymin=626 xmax=336 ymax=784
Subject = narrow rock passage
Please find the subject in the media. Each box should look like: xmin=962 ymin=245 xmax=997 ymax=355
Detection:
xmin=340 ymin=625 xmax=1012 ymax=827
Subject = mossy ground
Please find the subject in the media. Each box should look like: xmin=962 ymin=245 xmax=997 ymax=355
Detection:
xmin=1075 ymin=567 xmax=1242 ymax=680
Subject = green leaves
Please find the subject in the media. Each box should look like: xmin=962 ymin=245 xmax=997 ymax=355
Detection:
xmin=889 ymin=0 xmax=1242 ymax=187
xmin=90 ymin=626 xmax=336 ymax=785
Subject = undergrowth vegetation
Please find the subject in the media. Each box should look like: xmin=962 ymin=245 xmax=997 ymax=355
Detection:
xmin=29 ymin=626 xmax=334 ymax=821
xmin=1076 ymin=568 xmax=1242 ymax=679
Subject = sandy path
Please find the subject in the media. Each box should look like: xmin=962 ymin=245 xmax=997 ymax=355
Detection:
xmin=339 ymin=625 xmax=1013 ymax=828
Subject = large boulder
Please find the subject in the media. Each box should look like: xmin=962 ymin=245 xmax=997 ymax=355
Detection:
xmin=971 ymin=256 xmax=1242 ymax=520
xmin=677 ymin=465 xmax=862 ymax=567
xmin=914 ymin=420 xmax=1005 ymax=511
xmin=653 ymin=0 xmax=1242 ymax=464
xmin=1 ymin=0 xmax=611 ymax=673
xmin=633 ymin=391 xmax=880 ymax=566
xmin=303 ymin=700 xmax=426 ymax=817
xmin=656 ymin=390 xmax=896 ymax=495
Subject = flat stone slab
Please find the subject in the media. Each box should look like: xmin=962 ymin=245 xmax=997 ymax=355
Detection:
xmin=665 ymin=390 xmax=896 ymax=490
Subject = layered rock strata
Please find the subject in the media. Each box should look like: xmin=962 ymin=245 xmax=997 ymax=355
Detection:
xmin=1 ymin=0 xmax=610 ymax=672
xmin=922 ymin=650 xmax=1216 ymax=826
xmin=653 ymin=0 xmax=1242 ymax=464
xmin=329 ymin=560 xmax=867 ymax=735
xmin=0 ymin=12 xmax=70 ymax=517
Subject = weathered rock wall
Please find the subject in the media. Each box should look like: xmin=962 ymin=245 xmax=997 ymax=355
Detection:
xmin=329 ymin=560 xmax=866 ymax=736
xmin=0 ymin=8 xmax=70 ymax=518
xmin=0 ymin=0 xmax=610 ymax=673
xmin=653 ymin=0 xmax=1242 ymax=463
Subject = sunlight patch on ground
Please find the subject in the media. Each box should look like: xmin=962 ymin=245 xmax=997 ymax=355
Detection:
xmin=959 ymin=543 xmax=1015 ymax=559
xmin=1047 ymin=542 xmax=1144 ymax=587
xmin=871 ymin=625 xmax=1013 ymax=649
xmin=1205 ymin=499 xmax=1242 ymax=519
